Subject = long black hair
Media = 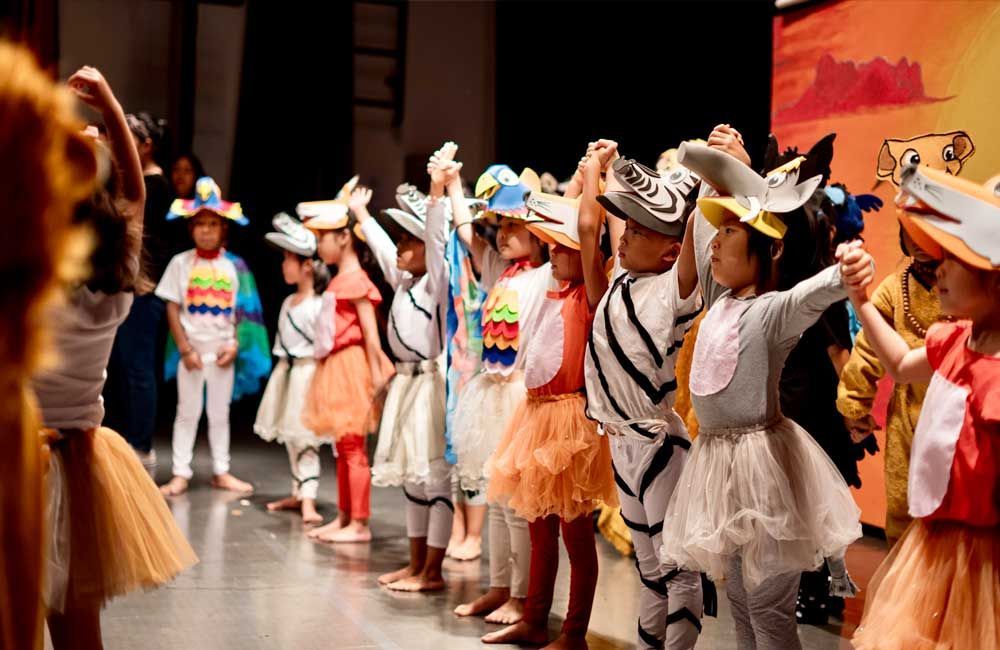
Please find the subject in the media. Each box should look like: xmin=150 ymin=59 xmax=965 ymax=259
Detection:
xmin=171 ymin=152 xmax=207 ymax=199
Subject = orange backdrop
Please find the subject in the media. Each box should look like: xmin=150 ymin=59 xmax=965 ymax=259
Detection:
xmin=772 ymin=0 xmax=1000 ymax=528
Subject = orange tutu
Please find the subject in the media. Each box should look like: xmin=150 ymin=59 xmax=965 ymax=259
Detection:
xmin=487 ymin=392 xmax=618 ymax=521
xmin=44 ymin=427 xmax=197 ymax=608
xmin=302 ymin=344 xmax=394 ymax=441
xmin=853 ymin=519 xmax=1000 ymax=650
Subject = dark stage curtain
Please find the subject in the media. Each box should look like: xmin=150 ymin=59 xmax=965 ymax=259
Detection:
xmin=228 ymin=0 xmax=354 ymax=353
xmin=494 ymin=0 xmax=775 ymax=176
xmin=0 ymin=0 xmax=59 ymax=70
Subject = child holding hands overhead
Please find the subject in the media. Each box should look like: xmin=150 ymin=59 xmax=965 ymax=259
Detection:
xmin=301 ymin=190 xmax=394 ymax=543
xmin=356 ymin=175 xmax=453 ymax=591
xmin=482 ymin=144 xmax=618 ymax=649
xmin=848 ymin=165 xmax=1000 ymax=650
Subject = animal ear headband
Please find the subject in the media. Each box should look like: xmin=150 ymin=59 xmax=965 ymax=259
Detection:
xmin=678 ymin=138 xmax=832 ymax=239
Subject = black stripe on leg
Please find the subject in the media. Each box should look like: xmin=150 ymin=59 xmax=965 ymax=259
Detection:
xmin=428 ymin=496 xmax=455 ymax=512
xmin=403 ymin=489 xmax=430 ymax=506
xmin=665 ymin=608 xmax=702 ymax=633
xmin=620 ymin=512 xmax=651 ymax=534
xmin=612 ymin=461 xmax=636 ymax=498
xmin=638 ymin=438 xmax=675 ymax=503
xmin=637 ymin=620 xmax=665 ymax=649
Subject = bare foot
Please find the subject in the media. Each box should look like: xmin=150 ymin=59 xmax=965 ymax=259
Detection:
xmin=301 ymin=499 xmax=322 ymax=524
xmin=542 ymin=633 xmax=588 ymax=649
xmin=211 ymin=473 xmax=254 ymax=494
xmin=307 ymin=517 xmax=346 ymax=539
xmin=387 ymin=574 xmax=446 ymax=592
xmin=452 ymin=535 xmax=482 ymax=561
xmin=482 ymin=621 xmax=549 ymax=645
xmin=160 ymin=476 xmax=189 ymax=497
xmin=455 ymin=587 xmax=509 ymax=617
xmin=267 ymin=496 xmax=301 ymax=512
xmin=445 ymin=535 xmax=464 ymax=558
xmin=485 ymin=597 xmax=526 ymax=625
xmin=320 ymin=521 xmax=371 ymax=543
xmin=378 ymin=565 xmax=416 ymax=586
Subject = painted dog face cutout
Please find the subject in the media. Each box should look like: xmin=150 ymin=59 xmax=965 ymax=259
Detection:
xmin=876 ymin=131 xmax=975 ymax=186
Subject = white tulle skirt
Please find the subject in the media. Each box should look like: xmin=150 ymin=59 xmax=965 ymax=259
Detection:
xmin=451 ymin=370 xmax=525 ymax=494
xmin=659 ymin=416 xmax=862 ymax=591
xmin=371 ymin=360 xmax=448 ymax=487
xmin=254 ymin=358 xmax=327 ymax=445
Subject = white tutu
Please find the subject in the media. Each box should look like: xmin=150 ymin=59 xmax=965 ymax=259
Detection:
xmin=451 ymin=370 xmax=526 ymax=493
xmin=371 ymin=360 xmax=448 ymax=487
xmin=254 ymin=358 xmax=328 ymax=445
xmin=659 ymin=416 xmax=862 ymax=591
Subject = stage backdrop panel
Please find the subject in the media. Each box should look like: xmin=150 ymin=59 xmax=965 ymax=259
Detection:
xmin=772 ymin=0 xmax=1000 ymax=528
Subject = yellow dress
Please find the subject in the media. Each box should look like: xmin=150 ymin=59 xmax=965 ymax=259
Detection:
xmin=836 ymin=264 xmax=940 ymax=544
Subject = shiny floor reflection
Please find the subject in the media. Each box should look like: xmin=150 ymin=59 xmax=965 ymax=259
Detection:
xmin=70 ymin=437 xmax=886 ymax=649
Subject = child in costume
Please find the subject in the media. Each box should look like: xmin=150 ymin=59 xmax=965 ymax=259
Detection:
xmin=847 ymin=165 xmax=999 ymax=650
xmin=582 ymin=144 xmax=707 ymax=650
xmin=254 ymin=213 xmax=330 ymax=523
xmin=33 ymin=66 xmax=197 ymax=649
xmin=443 ymin=170 xmax=488 ymax=562
xmin=353 ymin=178 xmax=452 ymax=591
xmin=837 ymin=137 xmax=958 ymax=547
xmin=447 ymin=160 xmax=550 ymax=624
xmin=482 ymin=152 xmax=618 ymax=648
xmin=660 ymin=130 xmax=863 ymax=650
xmin=301 ymin=192 xmax=394 ymax=544
xmin=0 ymin=46 xmax=106 ymax=650
xmin=157 ymin=176 xmax=258 ymax=497
xmin=753 ymin=137 xmax=867 ymax=624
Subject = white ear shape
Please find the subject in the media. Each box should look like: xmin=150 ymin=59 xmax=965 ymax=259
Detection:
xmin=765 ymin=174 xmax=823 ymax=213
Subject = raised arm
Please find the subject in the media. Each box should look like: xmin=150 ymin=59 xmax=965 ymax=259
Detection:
xmin=424 ymin=173 xmax=450 ymax=298
xmin=68 ymin=67 xmax=144 ymax=211
xmin=692 ymin=124 xmax=754 ymax=306
xmin=579 ymin=146 xmax=613 ymax=307
xmin=352 ymin=187 xmax=404 ymax=289
xmin=840 ymin=244 xmax=932 ymax=384
xmin=676 ymin=201 xmax=698 ymax=300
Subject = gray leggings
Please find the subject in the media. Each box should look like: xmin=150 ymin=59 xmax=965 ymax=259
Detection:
xmin=725 ymin=555 xmax=801 ymax=650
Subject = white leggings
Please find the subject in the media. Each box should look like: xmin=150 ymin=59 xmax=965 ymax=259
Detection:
xmin=612 ymin=432 xmax=703 ymax=650
xmin=403 ymin=476 xmax=454 ymax=549
xmin=171 ymin=342 xmax=234 ymax=479
xmin=487 ymin=502 xmax=530 ymax=598
xmin=286 ymin=442 xmax=321 ymax=501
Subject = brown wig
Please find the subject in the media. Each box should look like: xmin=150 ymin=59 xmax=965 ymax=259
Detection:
xmin=0 ymin=42 xmax=98 ymax=650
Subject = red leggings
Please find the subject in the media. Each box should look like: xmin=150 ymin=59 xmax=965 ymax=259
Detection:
xmin=524 ymin=514 xmax=599 ymax=639
xmin=335 ymin=434 xmax=370 ymax=520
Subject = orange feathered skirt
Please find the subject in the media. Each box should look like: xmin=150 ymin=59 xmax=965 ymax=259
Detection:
xmin=853 ymin=518 xmax=999 ymax=650
xmin=302 ymin=344 xmax=394 ymax=441
xmin=487 ymin=392 xmax=617 ymax=521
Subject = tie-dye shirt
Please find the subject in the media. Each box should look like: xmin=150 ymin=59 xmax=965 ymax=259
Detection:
xmin=155 ymin=248 xmax=240 ymax=345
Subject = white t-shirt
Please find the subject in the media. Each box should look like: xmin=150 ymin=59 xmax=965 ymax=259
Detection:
xmin=155 ymin=249 xmax=239 ymax=346
xmin=273 ymin=294 xmax=322 ymax=360
xmin=33 ymin=288 xmax=133 ymax=430
xmin=360 ymin=216 xmax=448 ymax=363
xmin=584 ymin=260 xmax=701 ymax=433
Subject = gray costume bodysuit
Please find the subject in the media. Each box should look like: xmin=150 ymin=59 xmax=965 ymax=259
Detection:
xmin=659 ymin=203 xmax=862 ymax=650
